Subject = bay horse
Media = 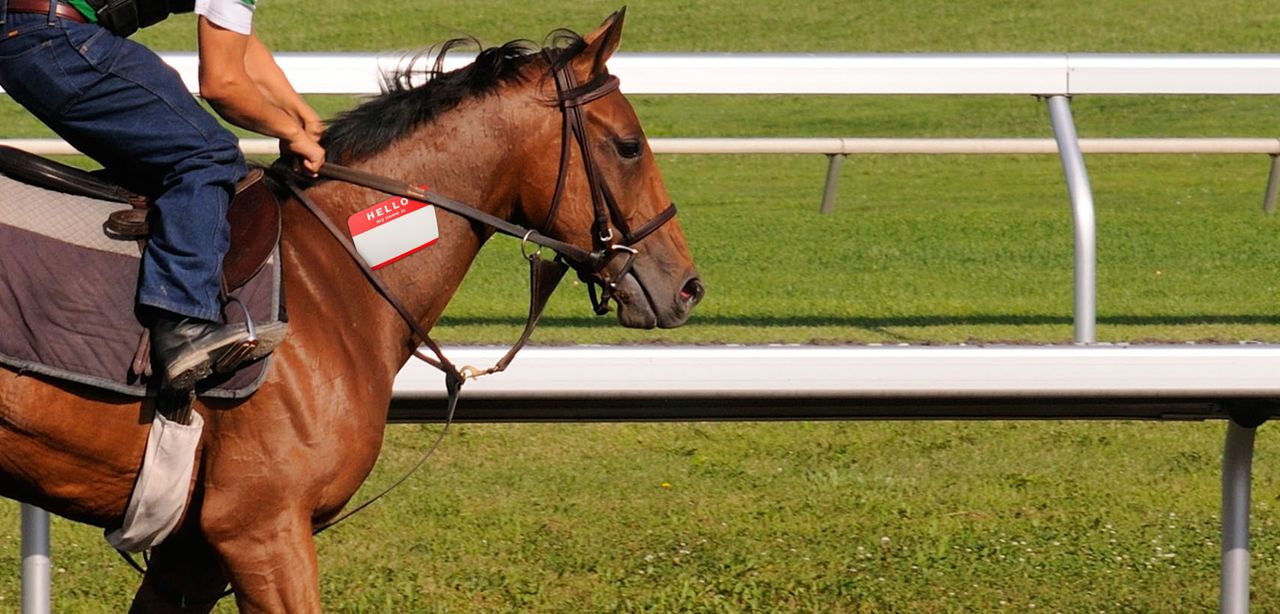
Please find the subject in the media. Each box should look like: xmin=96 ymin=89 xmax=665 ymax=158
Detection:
xmin=0 ymin=10 xmax=702 ymax=612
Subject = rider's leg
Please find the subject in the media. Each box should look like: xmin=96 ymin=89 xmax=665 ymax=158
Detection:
xmin=0 ymin=14 xmax=284 ymax=390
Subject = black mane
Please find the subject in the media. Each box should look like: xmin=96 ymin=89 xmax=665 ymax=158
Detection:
xmin=322 ymin=32 xmax=586 ymax=163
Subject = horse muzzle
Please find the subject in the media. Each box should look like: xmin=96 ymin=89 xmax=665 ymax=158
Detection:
xmin=610 ymin=268 xmax=704 ymax=329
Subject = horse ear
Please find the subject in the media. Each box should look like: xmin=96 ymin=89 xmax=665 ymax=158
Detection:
xmin=573 ymin=8 xmax=626 ymax=78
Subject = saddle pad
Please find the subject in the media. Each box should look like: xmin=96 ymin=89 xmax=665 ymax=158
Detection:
xmin=0 ymin=171 xmax=282 ymax=399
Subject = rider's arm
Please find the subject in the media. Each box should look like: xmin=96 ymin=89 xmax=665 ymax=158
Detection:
xmin=242 ymin=34 xmax=324 ymax=145
xmin=196 ymin=16 xmax=325 ymax=173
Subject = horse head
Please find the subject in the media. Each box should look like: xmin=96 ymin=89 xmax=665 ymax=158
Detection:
xmin=320 ymin=10 xmax=702 ymax=330
xmin=514 ymin=10 xmax=705 ymax=329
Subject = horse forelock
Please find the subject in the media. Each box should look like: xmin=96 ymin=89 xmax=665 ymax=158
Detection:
xmin=321 ymin=31 xmax=589 ymax=164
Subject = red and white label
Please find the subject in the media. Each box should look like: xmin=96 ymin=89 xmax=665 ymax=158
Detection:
xmin=347 ymin=188 xmax=439 ymax=269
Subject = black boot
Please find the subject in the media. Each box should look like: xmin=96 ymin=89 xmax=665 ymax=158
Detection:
xmin=150 ymin=316 xmax=288 ymax=390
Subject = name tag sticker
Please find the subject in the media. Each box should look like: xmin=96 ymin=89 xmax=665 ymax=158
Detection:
xmin=347 ymin=188 xmax=439 ymax=269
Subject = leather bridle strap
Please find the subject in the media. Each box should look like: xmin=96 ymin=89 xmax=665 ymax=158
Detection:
xmin=549 ymin=67 xmax=677 ymax=249
xmin=281 ymin=175 xmax=459 ymax=378
xmin=466 ymin=255 xmax=569 ymax=378
xmin=318 ymin=163 xmax=597 ymax=267
xmin=541 ymin=63 xmax=679 ymax=315
xmin=549 ymin=66 xmax=613 ymax=247
xmin=281 ymin=168 xmax=570 ymax=379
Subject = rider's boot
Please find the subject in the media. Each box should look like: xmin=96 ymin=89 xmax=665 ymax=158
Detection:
xmin=150 ymin=315 xmax=288 ymax=391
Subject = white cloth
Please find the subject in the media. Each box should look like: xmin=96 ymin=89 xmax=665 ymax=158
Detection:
xmin=104 ymin=410 xmax=204 ymax=552
xmin=194 ymin=0 xmax=255 ymax=35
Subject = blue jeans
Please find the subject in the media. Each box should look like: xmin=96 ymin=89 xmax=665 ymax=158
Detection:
xmin=0 ymin=9 xmax=245 ymax=322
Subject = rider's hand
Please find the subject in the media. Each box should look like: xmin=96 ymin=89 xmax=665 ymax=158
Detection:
xmin=283 ymin=129 xmax=325 ymax=175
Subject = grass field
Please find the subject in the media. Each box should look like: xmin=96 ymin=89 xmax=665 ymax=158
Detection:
xmin=3 ymin=1 xmax=1280 ymax=612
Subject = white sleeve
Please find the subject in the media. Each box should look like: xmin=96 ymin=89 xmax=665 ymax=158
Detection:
xmin=194 ymin=0 xmax=255 ymax=35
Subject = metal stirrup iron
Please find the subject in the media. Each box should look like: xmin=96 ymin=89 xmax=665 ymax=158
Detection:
xmin=213 ymin=297 xmax=260 ymax=372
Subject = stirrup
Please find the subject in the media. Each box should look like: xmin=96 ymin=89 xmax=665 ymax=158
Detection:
xmin=214 ymin=298 xmax=260 ymax=373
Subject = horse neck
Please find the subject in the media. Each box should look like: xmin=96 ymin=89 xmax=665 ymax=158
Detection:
xmin=281 ymin=93 xmax=530 ymax=384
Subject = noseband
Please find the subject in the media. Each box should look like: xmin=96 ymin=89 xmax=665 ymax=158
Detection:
xmin=543 ymin=59 xmax=678 ymax=314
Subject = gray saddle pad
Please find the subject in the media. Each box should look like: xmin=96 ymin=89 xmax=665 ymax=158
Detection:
xmin=0 ymin=171 xmax=281 ymax=399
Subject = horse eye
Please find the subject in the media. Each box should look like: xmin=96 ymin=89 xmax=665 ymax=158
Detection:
xmin=614 ymin=138 xmax=643 ymax=159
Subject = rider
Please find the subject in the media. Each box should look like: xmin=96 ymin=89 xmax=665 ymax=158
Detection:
xmin=0 ymin=0 xmax=324 ymax=391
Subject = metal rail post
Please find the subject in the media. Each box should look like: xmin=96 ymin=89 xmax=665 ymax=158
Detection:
xmin=1046 ymin=96 xmax=1097 ymax=344
xmin=1263 ymin=154 xmax=1280 ymax=214
xmin=820 ymin=153 xmax=846 ymax=214
xmin=1222 ymin=421 xmax=1257 ymax=614
xmin=20 ymin=504 xmax=50 ymax=614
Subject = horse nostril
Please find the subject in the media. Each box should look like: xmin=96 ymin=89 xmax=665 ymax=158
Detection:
xmin=680 ymin=277 xmax=705 ymax=307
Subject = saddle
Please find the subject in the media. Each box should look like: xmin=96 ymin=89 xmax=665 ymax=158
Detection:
xmin=0 ymin=145 xmax=284 ymax=397
xmin=0 ymin=145 xmax=280 ymax=294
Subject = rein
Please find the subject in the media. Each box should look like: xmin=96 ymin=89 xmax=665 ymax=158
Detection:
xmin=280 ymin=163 xmax=572 ymax=385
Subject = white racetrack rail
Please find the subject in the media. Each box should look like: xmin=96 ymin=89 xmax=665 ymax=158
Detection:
xmin=388 ymin=345 xmax=1280 ymax=422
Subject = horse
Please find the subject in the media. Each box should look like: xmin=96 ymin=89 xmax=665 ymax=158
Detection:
xmin=0 ymin=10 xmax=703 ymax=612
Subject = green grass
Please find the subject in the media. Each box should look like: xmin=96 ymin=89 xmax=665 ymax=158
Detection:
xmin=5 ymin=1 xmax=1280 ymax=612
xmin=4 ymin=420 xmax=1276 ymax=612
xmin=130 ymin=1 xmax=1280 ymax=53
xmin=436 ymin=152 xmax=1280 ymax=345
xmin=308 ymin=420 xmax=1262 ymax=613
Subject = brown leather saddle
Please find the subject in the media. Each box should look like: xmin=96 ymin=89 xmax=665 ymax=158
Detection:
xmin=0 ymin=145 xmax=280 ymax=295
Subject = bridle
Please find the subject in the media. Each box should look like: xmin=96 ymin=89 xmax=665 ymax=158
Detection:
xmin=542 ymin=56 xmax=678 ymax=314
